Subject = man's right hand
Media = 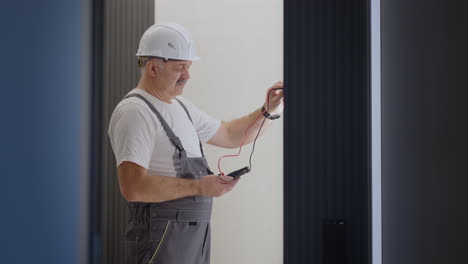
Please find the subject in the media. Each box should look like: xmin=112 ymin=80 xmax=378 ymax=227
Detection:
xmin=197 ymin=175 xmax=240 ymax=197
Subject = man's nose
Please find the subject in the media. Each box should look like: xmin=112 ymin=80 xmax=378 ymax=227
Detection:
xmin=182 ymin=68 xmax=190 ymax=80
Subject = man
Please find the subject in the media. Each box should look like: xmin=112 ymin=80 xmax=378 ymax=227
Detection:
xmin=108 ymin=22 xmax=284 ymax=264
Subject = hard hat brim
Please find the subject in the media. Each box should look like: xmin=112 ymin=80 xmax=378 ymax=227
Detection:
xmin=135 ymin=54 xmax=200 ymax=62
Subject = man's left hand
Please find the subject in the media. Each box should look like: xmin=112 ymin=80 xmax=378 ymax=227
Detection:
xmin=264 ymin=81 xmax=284 ymax=115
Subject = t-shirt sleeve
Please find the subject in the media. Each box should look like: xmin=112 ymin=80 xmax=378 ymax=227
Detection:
xmin=178 ymin=97 xmax=221 ymax=143
xmin=108 ymin=103 xmax=156 ymax=169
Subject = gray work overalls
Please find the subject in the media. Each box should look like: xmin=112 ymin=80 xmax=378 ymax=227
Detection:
xmin=123 ymin=93 xmax=213 ymax=264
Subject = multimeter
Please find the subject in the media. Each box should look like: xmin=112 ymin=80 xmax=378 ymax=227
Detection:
xmin=225 ymin=166 xmax=251 ymax=178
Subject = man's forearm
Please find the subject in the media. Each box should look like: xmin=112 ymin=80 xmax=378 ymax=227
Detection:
xmin=226 ymin=107 xmax=274 ymax=147
xmin=130 ymin=174 xmax=200 ymax=203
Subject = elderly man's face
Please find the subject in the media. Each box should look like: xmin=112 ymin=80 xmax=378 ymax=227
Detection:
xmin=156 ymin=60 xmax=192 ymax=98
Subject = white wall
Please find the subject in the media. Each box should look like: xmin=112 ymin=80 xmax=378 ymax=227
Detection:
xmin=155 ymin=0 xmax=283 ymax=263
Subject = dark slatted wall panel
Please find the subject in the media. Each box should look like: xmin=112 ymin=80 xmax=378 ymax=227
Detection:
xmin=101 ymin=1 xmax=154 ymax=263
xmin=284 ymin=0 xmax=371 ymax=263
xmin=90 ymin=1 xmax=154 ymax=263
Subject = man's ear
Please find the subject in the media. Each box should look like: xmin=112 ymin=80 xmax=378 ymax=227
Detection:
xmin=146 ymin=60 xmax=159 ymax=77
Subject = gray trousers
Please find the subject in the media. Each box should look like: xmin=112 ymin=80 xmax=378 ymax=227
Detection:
xmin=126 ymin=201 xmax=212 ymax=264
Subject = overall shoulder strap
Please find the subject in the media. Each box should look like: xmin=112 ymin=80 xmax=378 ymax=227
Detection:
xmin=174 ymin=98 xmax=206 ymax=157
xmin=124 ymin=93 xmax=185 ymax=154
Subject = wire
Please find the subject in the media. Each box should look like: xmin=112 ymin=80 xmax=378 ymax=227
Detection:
xmin=217 ymin=111 xmax=264 ymax=175
xmin=217 ymin=88 xmax=281 ymax=175
xmin=248 ymin=115 xmax=268 ymax=170
xmin=248 ymin=88 xmax=280 ymax=170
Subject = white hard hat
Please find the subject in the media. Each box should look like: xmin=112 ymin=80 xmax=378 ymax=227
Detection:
xmin=136 ymin=22 xmax=200 ymax=61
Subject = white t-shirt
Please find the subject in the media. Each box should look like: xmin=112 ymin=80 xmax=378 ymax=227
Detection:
xmin=108 ymin=88 xmax=221 ymax=177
